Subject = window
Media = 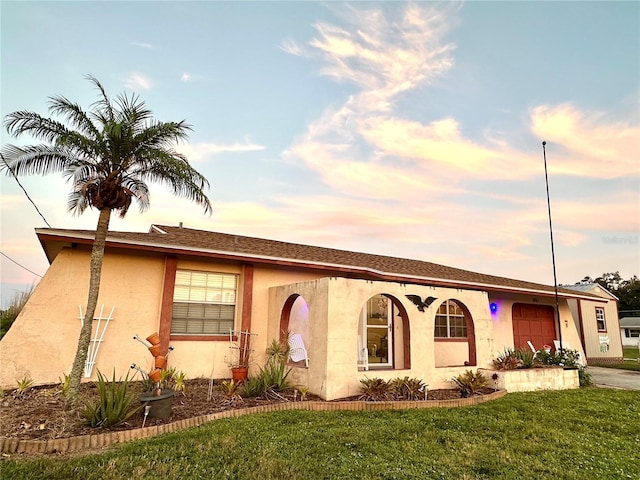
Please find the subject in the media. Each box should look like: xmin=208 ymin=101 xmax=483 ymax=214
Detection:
xmin=435 ymin=300 xmax=467 ymax=338
xmin=595 ymin=307 xmax=606 ymax=332
xmin=171 ymin=270 xmax=237 ymax=335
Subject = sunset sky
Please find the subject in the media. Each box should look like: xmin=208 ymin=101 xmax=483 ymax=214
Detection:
xmin=1 ymin=1 xmax=638 ymax=307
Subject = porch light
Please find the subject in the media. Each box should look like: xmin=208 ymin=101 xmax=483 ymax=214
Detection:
xmin=490 ymin=303 xmax=498 ymax=314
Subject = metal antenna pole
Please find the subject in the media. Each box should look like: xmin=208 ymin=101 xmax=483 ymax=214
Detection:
xmin=542 ymin=141 xmax=563 ymax=352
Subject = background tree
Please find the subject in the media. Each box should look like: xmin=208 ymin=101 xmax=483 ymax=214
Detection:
xmin=2 ymin=76 xmax=211 ymax=405
xmin=578 ymin=272 xmax=640 ymax=317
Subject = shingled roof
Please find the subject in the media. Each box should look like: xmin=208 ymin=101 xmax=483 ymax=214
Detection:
xmin=36 ymin=224 xmax=600 ymax=300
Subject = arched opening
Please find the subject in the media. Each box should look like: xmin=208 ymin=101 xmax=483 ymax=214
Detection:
xmin=280 ymin=294 xmax=310 ymax=366
xmin=434 ymin=299 xmax=476 ymax=367
xmin=357 ymin=294 xmax=410 ymax=370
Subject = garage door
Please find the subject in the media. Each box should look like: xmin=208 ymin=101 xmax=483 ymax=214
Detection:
xmin=512 ymin=304 xmax=556 ymax=350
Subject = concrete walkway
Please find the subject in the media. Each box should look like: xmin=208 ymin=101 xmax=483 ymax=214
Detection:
xmin=587 ymin=366 xmax=640 ymax=390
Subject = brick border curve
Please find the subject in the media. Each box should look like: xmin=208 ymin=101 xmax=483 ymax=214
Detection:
xmin=1 ymin=389 xmax=506 ymax=455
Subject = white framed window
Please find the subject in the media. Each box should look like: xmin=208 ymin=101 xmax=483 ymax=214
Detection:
xmin=171 ymin=270 xmax=237 ymax=335
xmin=435 ymin=300 xmax=467 ymax=338
xmin=595 ymin=307 xmax=606 ymax=332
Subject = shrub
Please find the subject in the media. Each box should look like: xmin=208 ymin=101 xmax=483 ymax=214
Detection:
xmin=81 ymin=370 xmax=140 ymax=428
xmin=242 ymin=347 xmax=292 ymax=398
xmin=359 ymin=377 xmax=391 ymax=401
xmin=578 ymin=366 xmax=593 ymax=387
xmin=221 ymin=379 xmax=243 ymax=406
xmin=452 ymin=370 xmax=488 ymax=396
xmin=514 ymin=348 xmax=537 ymax=368
xmin=265 ymin=337 xmax=290 ymax=364
xmin=493 ymin=349 xmax=521 ymax=370
xmin=536 ymin=348 xmax=581 ymax=368
xmin=0 ymin=286 xmax=34 ymax=340
xmin=389 ymin=376 xmax=427 ymax=400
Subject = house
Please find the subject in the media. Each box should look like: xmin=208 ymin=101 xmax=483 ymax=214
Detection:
xmin=564 ymin=283 xmax=624 ymax=363
xmin=0 ymin=225 xmax=599 ymax=399
xmin=619 ymin=317 xmax=640 ymax=348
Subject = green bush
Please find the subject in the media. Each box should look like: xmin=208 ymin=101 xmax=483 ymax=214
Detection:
xmin=359 ymin=377 xmax=391 ymax=401
xmin=242 ymin=345 xmax=292 ymax=398
xmin=81 ymin=370 xmax=140 ymax=428
xmin=0 ymin=286 xmax=34 ymax=340
xmin=578 ymin=366 xmax=593 ymax=387
xmin=388 ymin=376 xmax=427 ymax=400
xmin=452 ymin=370 xmax=488 ymax=396
xmin=492 ymin=348 xmax=521 ymax=370
xmin=514 ymin=348 xmax=537 ymax=368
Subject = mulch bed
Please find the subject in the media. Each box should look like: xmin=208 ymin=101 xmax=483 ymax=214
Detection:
xmin=1 ymin=379 xmax=488 ymax=442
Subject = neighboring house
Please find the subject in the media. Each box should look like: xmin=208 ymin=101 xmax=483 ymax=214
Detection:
xmin=565 ymin=283 xmax=624 ymax=363
xmin=619 ymin=317 xmax=640 ymax=348
xmin=0 ymin=225 xmax=598 ymax=399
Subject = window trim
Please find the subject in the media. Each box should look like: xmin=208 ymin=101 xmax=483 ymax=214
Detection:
xmin=170 ymin=269 xmax=239 ymax=337
xmin=434 ymin=299 xmax=468 ymax=339
xmin=595 ymin=306 xmax=607 ymax=332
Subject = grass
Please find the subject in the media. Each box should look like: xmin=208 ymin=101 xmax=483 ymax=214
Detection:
xmin=623 ymin=346 xmax=639 ymax=360
xmin=2 ymin=388 xmax=639 ymax=479
xmin=591 ymin=347 xmax=640 ymax=372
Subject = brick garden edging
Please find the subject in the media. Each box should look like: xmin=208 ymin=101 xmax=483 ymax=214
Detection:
xmin=0 ymin=389 xmax=506 ymax=455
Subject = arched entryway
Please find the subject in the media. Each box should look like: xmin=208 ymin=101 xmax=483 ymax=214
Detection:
xmin=357 ymin=293 xmax=410 ymax=370
xmin=280 ymin=294 xmax=310 ymax=366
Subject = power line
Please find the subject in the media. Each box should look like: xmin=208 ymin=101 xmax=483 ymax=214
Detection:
xmin=0 ymin=251 xmax=43 ymax=278
xmin=1 ymin=151 xmax=52 ymax=228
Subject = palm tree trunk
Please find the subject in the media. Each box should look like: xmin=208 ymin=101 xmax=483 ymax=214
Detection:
xmin=66 ymin=207 xmax=112 ymax=407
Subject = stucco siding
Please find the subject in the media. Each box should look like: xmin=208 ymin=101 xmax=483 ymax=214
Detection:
xmin=0 ymin=249 xmax=165 ymax=388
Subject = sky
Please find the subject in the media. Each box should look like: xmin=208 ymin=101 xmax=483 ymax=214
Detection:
xmin=1 ymin=1 xmax=639 ymax=308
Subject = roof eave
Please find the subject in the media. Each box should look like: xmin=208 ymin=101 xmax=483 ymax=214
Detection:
xmin=36 ymin=228 xmax=605 ymax=302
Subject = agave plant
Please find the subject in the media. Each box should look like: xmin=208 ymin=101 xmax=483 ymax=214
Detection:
xmin=81 ymin=370 xmax=140 ymax=428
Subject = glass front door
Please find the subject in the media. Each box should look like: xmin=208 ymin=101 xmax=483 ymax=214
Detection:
xmin=362 ymin=295 xmax=393 ymax=367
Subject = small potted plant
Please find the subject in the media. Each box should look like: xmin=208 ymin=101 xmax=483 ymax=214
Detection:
xmin=229 ymin=330 xmax=254 ymax=383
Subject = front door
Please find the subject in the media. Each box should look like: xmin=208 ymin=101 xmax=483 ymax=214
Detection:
xmin=361 ymin=295 xmax=393 ymax=367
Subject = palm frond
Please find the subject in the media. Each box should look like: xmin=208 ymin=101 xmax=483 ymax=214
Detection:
xmin=86 ymin=75 xmax=115 ymax=124
xmin=48 ymin=95 xmax=103 ymax=141
xmin=1 ymin=144 xmax=75 ymax=176
xmin=4 ymin=111 xmax=73 ymax=144
xmin=132 ymin=121 xmax=192 ymax=151
xmin=120 ymin=177 xmax=150 ymax=212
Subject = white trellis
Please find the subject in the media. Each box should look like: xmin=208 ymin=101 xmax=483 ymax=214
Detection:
xmin=78 ymin=305 xmax=115 ymax=377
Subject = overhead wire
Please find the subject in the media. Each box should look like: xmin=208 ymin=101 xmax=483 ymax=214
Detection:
xmin=0 ymin=251 xmax=43 ymax=278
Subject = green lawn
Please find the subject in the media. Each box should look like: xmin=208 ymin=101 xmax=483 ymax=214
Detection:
xmin=623 ymin=346 xmax=639 ymax=360
xmin=591 ymin=347 xmax=640 ymax=372
xmin=2 ymin=389 xmax=639 ymax=479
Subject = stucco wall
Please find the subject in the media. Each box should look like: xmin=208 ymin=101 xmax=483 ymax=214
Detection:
xmin=0 ymin=248 xmax=165 ymax=388
xmin=479 ymin=367 xmax=579 ymax=392
xmin=271 ymin=278 xmax=498 ymax=400
xmin=487 ymin=292 xmax=586 ymax=362
xmin=164 ymin=262 xmax=323 ymax=380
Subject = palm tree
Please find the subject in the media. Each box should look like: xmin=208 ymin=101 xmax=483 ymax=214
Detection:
xmin=2 ymin=76 xmax=211 ymax=405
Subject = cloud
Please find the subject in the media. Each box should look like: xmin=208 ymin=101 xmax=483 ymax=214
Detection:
xmin=131 ymin=41 xmax=153 ymax=49
xmin=123 ymin=73 xmax=153 ymax=90
xmin=181 ymin=73 xmax=192 ymax=82
xmin=279 ymin=38 xmax=304 ymax=56
xmin=176 ymin=139 xmax=266 ymax=162
xmin=530 ymin=104 xmax=640 ymax=178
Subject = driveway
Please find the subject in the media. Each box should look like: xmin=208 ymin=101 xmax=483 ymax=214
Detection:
xmin=587 ymin=366 xmax=640 ymax=390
